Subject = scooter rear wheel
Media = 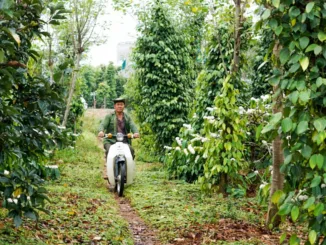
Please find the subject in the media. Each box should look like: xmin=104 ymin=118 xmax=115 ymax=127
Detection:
xmin=116 ymin=163 xmax=126 ymax=197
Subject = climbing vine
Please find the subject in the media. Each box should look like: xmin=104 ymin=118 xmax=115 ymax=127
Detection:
xmin=260 ymin=0 xmax=326 ymax=243
xmin=133 ymin=1 xmax=193 ymax=149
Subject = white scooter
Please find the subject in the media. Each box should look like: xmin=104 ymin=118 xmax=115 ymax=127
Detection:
xmin=105 ymin=133 xmax=136 ymax=196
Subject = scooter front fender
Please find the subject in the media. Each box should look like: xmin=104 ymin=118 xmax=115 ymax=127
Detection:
xmin=106 ymin=142 xmax=135 ymax=185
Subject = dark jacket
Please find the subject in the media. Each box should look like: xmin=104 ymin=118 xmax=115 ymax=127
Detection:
xmin=99 ymin=111 xmax=138 ymax=144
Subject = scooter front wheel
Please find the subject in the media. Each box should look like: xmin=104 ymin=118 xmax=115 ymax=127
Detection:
xmin=116 ymin=163 xmax=126 ymax=197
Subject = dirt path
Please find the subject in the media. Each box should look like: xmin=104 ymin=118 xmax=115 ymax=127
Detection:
xmin=114 ymin=195 xmax=161 ymax=245
xmin=87 ymin=109 xmax=162 ymax=244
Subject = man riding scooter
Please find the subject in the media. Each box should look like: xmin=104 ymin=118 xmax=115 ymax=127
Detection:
xmin=98 ymin=97 xmax=139 ymax=159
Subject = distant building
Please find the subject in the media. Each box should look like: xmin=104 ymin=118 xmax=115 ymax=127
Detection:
xmin=117 ymin=42 xmax=134 ymax=78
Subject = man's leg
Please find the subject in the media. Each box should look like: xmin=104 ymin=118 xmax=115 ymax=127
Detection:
xmin=104 ymin=143 xmax=112 ymax=158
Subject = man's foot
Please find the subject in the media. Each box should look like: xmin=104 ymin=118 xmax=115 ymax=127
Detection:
xmin=107 ymin=184 xmax=115 ymax=192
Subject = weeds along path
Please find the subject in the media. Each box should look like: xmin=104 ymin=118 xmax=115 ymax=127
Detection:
xmin=88 ymin=109 xmax=161 ymax=245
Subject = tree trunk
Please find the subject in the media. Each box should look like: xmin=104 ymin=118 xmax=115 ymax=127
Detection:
xmin=232 ymin=0 xmax=241 ymax=73
xmin=48 ymin=38 xmax=54 ymax=84
xmin=266 ymin=41 xmax=284 ymax=228
xmin=62 ymin=51 xmax=82 ymax=127
xmin=219 ymin=173 xmax=228 ymax=195
xmin=103 ymin=96 xmax=106 ymax=109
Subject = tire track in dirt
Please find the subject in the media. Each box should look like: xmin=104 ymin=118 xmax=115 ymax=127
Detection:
xmin=113 ymin=195 xmax=161 ymax=245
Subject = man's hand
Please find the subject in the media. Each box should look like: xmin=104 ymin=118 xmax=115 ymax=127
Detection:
xmin=133 ymin=133 xmax=140 ymax=138
xmin=98 ymin=131 xmax=104 ymax=137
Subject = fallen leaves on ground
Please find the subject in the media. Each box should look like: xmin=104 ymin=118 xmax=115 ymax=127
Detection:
xmin=173 ymin=218 xmax=280 ymax=244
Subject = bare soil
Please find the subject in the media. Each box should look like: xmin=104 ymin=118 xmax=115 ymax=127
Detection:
xmin=86 ymin=108 xmax=113 ymax=120
xmin=114 ymin=195 xmax=161 ymax=245
xmin=172 ymin=219 xmax=280 ymax=245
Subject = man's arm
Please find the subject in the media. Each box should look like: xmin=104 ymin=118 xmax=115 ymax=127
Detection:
xmin=98 ymin=114 xmax=110 ymax=137
xmin=125 ymin=113 xmax=139 ymax=138
xmin=129 ymin=118 xmax=140 ymax=138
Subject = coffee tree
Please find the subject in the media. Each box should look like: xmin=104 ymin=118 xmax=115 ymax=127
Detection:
xmin=0 ymin=0 xmax=69 ymax=226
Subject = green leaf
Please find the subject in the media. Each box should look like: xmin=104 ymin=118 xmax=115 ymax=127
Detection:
xmin=289 ymin=7 xmax=301 ymax=18
xmin=270 ymin=112 xmax=283 ymax=125
xmin=299 ymin=37 xmax=310 ymax=49
xmin=278 ymin=203 xmax=292 ymax=215
xmin=311 ymin=176 xmax=321 ymax=187
xmin=318 ymin=32 xmax=326 ymax=42
xmin=299 ymin=90 xmax=310 ymax=103
xmin=224 ymin=142 xmax=231 ymax=151
xmin=24 ymin=211 xmax=37 ymax=221
xmin=4 ymin=28 xmax=21 ymax=46
xmin=261 ymin=124 xmax=274 ymax=134
xmin=280 ymin=233 xmax=287 ymax=244
xmin=299 ymin=57 xmax=309 ymax=71
xmin=303 ymin=197 xmax=315 ymax=209
xmin=0 ymin=177 xmax=9 ymax=183
xmin=296 ymin=121 xmax=308 ymax=134
xmin=289 ymin=91 xmax=299 ymax=104
xmin=296 ymin=79 xmax=306 ymax=90
xmin=269 ymin=76 xmax=280 ymax=86
xmin=49 ymin=20 xmax=60 ymax=25
xmin=0 ymin=49 xmax=4 ymax=63
xmin=256 ymin=124 xmax=263 ymax=140
xmin=280 ymin=48 xmax=290 ymax=64
xmin=301 ymin=145 xmax=312 ymax=159
xmin=316 ymin=77 xmax=323 ymax=87
xmin=274 ymin=26 xmax=283 ymax=36
xmin=272 ymin=0 xmax=280 ymax=8
xmin=14 ymin=215 xmax=22 ymax=227
xmin=0 ymin=0 xmax=14 ymax=10
xmin=289 ymin=234 xmax=299 ymax=245
xmin=291 ymin=206 xmax=299 ymax=221
xmin=305 ymin=44 xmax=318 ymax=52
xmin=271 ymin=190 xmax=284 ymax=204
xmin=289 ymin=63 xmax=300 ymax=73
xmin=309 ymin=230 xmax=317 ymax=244
xmin=282 ymin=118 xmax=293 ymax=133
xmin=269 ymin=19 xmax=278 ymax=29
xmin=313 ymin=118 xmax=326 ymax=132
xmin=284 ymin=154 xmax=292 ymax=165
xmin=314 ymin=45 xmax=322 ymax=55
xmin=262 ymin=9 xmax=271 ymax=19
xmin=310 ymin=154 xmax=323 ymax=169
xmin=306 ymin=2 xmax=315 ymax=13
xmin=314 ymin=203 xmax=324 ymax=216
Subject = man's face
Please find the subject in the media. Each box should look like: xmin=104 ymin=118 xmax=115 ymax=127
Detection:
xmin=114 ymin=102 xmax=125 ymax=113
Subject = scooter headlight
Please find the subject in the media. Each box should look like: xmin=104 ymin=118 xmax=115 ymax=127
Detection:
xmin=116 ymin=133 xmax=124 ymax=142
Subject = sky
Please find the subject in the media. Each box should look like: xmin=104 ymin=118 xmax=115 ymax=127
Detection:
xmin=84 ymin=2 xmax=138 ymax=67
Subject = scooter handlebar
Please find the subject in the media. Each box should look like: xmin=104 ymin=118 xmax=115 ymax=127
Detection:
xmin=102 ymin=133 xmax=134 ymax=139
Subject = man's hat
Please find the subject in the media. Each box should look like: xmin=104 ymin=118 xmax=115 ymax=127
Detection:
xmin=113 ymin=97 xmax=126 ymax=104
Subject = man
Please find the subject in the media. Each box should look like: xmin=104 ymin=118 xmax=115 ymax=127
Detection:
xmin=98 ymin=98 xmax=139 ymax=158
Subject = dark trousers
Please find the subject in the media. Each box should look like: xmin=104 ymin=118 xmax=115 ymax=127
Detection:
xmin=104 ymin=143 xmax=135 ymax=159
